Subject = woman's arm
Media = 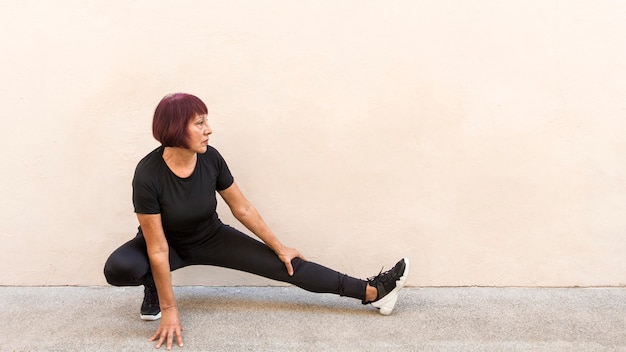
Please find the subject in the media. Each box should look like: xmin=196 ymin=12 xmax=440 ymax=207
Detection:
xmin=137 ymin=213 xmax=183 ymax=350
xmin=218 ymin=182 xmax=306 ymax=275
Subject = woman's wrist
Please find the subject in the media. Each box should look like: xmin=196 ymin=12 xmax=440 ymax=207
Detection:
xmin=273 ymin=243 xmax=287 ymax=257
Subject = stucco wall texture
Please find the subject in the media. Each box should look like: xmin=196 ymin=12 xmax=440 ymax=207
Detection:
xmin=1 ymin=1 xmax=625 ymax=287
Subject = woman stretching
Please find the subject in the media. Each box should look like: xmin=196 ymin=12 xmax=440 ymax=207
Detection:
xmin=104 ymin=93 xmax=409 ymax=350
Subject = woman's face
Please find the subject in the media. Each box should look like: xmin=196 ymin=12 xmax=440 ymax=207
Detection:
xmin=186 ymin=114 xmax=212 ymax=153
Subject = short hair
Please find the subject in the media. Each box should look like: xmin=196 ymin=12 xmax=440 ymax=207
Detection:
xmin=152 ymin=93 xmax=208 ymax=148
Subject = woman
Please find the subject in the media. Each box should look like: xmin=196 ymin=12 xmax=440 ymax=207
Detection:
xmin=104 ymin=93 xmax=409 ymax=350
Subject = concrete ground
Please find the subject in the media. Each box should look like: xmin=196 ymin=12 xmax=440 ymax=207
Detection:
xmin=1 ymin=286 xmax=625 ymax=351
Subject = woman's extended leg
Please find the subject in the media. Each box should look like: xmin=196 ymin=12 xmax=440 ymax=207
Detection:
xmin=185 ymin=225 xmax=369 ymax=300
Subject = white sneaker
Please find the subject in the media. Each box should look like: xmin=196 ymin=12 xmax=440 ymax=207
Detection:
xmin=366 ymin=258 xmax=410 ymax=315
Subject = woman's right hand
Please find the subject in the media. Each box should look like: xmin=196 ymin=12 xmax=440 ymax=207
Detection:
xmin=149 ymin=306 xmax=184 ymax=350
xmin=137 ymin=213 xmax=183 ymax=349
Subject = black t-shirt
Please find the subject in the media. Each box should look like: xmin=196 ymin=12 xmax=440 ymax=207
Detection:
xmin=132 ymin=145 xmax=234 ymax=248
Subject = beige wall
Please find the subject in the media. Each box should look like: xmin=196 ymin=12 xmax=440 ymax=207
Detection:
xmin=1 ymin=1 xmax=625 ymax=287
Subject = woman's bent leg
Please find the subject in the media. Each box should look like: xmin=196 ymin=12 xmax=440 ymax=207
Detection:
xmin=103 ymin=234 xmax=186 ymax=286
xmin=187 ymin=225 xmax=368 ymax=300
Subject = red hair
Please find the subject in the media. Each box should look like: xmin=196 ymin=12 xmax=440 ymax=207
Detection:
xmin=152 ymin=93 xmax=208 ymax=148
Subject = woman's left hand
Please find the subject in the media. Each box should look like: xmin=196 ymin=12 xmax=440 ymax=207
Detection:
xmin=277 ymin=246 xmax=307 ymax=276
xmin=218 ymin=183 xmax=308 ymax=276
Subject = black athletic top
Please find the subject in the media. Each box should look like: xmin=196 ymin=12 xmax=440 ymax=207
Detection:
xmin=132 ymin=145 xmax=234 ymax=248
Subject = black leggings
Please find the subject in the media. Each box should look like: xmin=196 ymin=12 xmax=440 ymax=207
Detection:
xmin=103 ymin=224 xmax=367 ymax=300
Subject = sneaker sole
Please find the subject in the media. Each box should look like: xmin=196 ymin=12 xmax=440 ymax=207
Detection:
xmin=140 ymin=312 xmax=161 ymax=321
xmin=371 ymin=257 xmax=410 ymax=316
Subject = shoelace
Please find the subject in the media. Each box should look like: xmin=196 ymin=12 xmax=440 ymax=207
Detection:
xmin=367 ymin=266 xmax=395 ymax=284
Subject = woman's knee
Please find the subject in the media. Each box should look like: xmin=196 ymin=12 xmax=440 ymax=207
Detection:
xmin=103 ymin=256 xmax=128 ymax=286
xmin=103 ymin=252 xmax=146 ymax=286
xmin=103 ymin=236 xmax=150 ymax=286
